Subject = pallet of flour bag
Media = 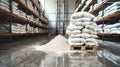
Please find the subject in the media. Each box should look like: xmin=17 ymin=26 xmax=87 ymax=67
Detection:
xmin=66 ymin=11 xmax=100 ymax=51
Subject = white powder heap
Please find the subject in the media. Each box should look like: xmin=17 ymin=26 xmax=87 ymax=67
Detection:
xmin=34 ymin=35 xmax=70 ymax=54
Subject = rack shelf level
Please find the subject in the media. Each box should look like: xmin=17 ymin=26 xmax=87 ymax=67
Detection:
xmin=0 ymin=8 xmax=47 ymax=29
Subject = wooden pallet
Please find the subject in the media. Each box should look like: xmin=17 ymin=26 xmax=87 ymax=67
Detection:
xmin=70 ymin=45 xmax=97 ymax=52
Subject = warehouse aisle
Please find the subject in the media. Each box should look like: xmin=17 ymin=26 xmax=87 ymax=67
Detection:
xmin=0 ymin=35 xmax=120 ymax=67
xmin=0 ymin=35 xmax=54 ymax=57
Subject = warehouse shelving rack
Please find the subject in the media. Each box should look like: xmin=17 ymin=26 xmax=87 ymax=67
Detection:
xmin=0 ymin=8 xmax=47 ymax=29
xmin=75 ymin=0 xmax=120 ymax=41
xmin=15 ymin=0 xmax=48 ymax=25
xmin=0 ymin=0 xmax=48 ymax=42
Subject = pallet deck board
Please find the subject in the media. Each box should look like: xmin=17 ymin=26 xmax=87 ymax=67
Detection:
xmin=70 ymin=45 xmax=97 ymax=52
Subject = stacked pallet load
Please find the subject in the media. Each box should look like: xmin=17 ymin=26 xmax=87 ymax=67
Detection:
xmin=66 ymin=11 xmax=99 ymax=51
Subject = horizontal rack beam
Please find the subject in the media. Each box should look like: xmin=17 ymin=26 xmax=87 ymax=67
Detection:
xmin=0 ymin=33 xmax=48 ymax=37
xmin=97 ymin=34 xmax=120 ymax=36
xmin=0 ymin=8 xmax=47 ymax=29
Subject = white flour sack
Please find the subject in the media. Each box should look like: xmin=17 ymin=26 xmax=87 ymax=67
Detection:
xmin=74 ymin=26 xmax=83 ymax=30
xmin=94 ymin=28 xmax=100 ymax=33
xmin=85 ymin=25 xmax=96 ymax=31
xmin=70 ymin=19 xmax=76 ymax=24
xmin=73 ymin=21 xmax=83 ymax=26
xmin=68 ymin=38 xmax=85 ymax=45
xmin=110 ymin=30 xmax=120 ymax=34
xmin=110 ymin=28 xmax=119 ymax=31
xmin=68 ymin=41 xmax=84 ymax=46
xmin=66 ymin=30 xmax=71 ymax=34
xmin=69 ymin=34 xmax=76 ymax=38
xmin=80 ymin=33 xmax=91 ymax=39
xmin=71 ymin=11 xmax=95 ymax=19
xmin=73 ymin=43 xmax=84 ymax=45
xmin=73 ymin=18 xmax=92 ymax=22
xmin=66 ymin=24 xmax=75 ymax=31
xmin=85 ymin=38 xmax=98 ymax=46
xmin=82 ymin=28 xmax=93 ymax=34
xmin=85 ymin=42 xmax=98 ymax=46
xmin=69 ymin=34 xmax=83 ymax=38
xmin=105 ymin=23 xmax=120 ymax=29
xmin=91 ymin=32 xmax=98 ymax=35
xmin=68 ymin=38 xmax=74 ymax=45
xmin=83 ymin=21 xmax=94 ymax=26
xmin=90 ymin=35 xmax=99 ymax=38
xmin=70 ymin=30 xmax=81 ymax=34
xmin=71 ymin=38 xmax=85 ymax=43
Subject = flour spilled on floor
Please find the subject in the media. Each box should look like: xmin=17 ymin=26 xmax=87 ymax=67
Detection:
xmin=33 ymin=35 xmax=70 ymax=55
xmin=33 ymin=35 xmax=103 ymax=67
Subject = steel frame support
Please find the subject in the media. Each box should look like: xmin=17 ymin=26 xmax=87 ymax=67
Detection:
xmin=56 ymin=0 xmax=68 ymax=35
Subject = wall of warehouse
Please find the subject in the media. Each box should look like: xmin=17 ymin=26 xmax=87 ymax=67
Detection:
xmin=40 ymin=0 xmax=75 ymax=34
xmin=40 ymin=0 xmax=57 ymax=34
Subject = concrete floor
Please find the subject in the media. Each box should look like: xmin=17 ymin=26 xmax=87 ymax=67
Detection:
xmin=0 ymin=36 xmax=120 ymax=67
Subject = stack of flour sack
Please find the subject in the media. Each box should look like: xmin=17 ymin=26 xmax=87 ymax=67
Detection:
xmin=66 ymin=11 xmax=99 ymax=46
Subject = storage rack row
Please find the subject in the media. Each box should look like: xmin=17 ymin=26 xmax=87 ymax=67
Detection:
xmin=75 ymin=0 xmax=120 ymax=38
xmin=0 ymin=0 xmax=49 ymax=38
